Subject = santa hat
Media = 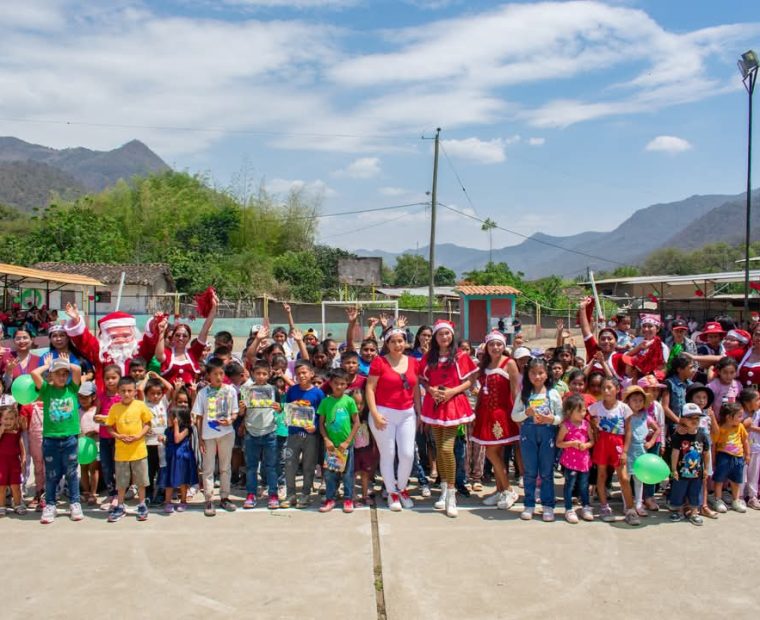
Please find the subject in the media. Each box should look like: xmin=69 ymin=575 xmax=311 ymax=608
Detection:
xmin=484 ymin=330 xmax=506 ymax=345
xmin=432 ymin=319 xmax=456 ymax=335
xmin=725 ymin=329 xmax=750 ymax=345
xmin=98 ymin=312 xmax=137 ymax=332
xmin=640 ymin=313 xmax=661 ymax=327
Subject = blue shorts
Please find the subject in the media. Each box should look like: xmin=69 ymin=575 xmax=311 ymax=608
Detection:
xmin=669 ymin=477 xmax=703 ymax=508
xmin=713 ymin=452 xmax=745 ymax=484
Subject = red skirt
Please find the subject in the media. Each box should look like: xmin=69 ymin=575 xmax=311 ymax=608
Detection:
xmin=471 ymin=407 xmax=520 ymax=445
xmin=420 ymin=393 xmax=474 ymax=427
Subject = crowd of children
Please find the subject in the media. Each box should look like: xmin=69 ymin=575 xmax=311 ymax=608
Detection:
xmin=1 ymin=300 xmax=760 ymax=528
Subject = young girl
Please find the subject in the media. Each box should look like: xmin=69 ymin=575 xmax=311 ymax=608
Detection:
xmin=639 ymin=375 xmax=668 ymax=512
xmin=0 ymin=396 xmax=26 ymax=516
xmin=744 ymin=388 xmax=760 ymax=510
xmin=589 ymin=376 xmax=639 ymax=525
xmin=623 ymin=385 xmax=660 ymax=517
xmin=141 ymin=373 xmax=174 ymax=503
xmin=94 ymin=364 xmax=122 ymax=511
xmin=77 ymin=382 xmax=100 ymax=506
xmin=662 ymin=355 xmax=694 ymax=429
xmin=565 ymin=369 xmax=597 ymax=410
xmin=351 ymin=389 xmax=378 ymax=507
xmin=684 ymin=383 xmax=718 ymax=518
xmin=511 ymin=358 xmax=562 ymax=522
xmin=711 ymin=402 xmax=750 ymax=513
xmin=707 ymin=357 xmax=742 ymax=417
xmin=163 ymin=406 xmax=198 ymax=512
xmin=556 ymin=394 xmax=594 ymax=523
xmin=473 ymin=331 xmax=521 ymax=511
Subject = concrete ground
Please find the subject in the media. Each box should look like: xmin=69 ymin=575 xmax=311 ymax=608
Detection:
xmin=3 ymin=482 xmax=758 ymax=619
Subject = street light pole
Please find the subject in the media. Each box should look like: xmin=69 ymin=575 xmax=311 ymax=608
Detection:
xmin=428 ymin=128 xmax=441 ymax=325
xmin=739 ymin=50 xmax=758 ymax=325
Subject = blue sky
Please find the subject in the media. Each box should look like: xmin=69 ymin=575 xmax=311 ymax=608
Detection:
xmin=0 ymin=0 xmax=758 ymax=254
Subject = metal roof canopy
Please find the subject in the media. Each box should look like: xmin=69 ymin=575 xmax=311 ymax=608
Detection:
xmin=0 ymin=262 xmax=103 ymax=290
xmin=587 ymin=270 xmax=760 ymax=287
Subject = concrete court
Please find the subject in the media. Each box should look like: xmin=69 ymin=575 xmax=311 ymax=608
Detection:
xmin=3 ymin=499 xmax=759 ymax=620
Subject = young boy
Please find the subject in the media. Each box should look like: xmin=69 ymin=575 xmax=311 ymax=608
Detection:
xmin=340 ymin=350 xmax=366 ymax=392
xmin=225 ymin=361 xmax=247 ymax=489
xmin=669 ymin=403 xmax=711 ymax=525
xmin=192 ymin=357 xmax=239 ymax=516
xmin=282 ymin=360 xmax=324 ymax=509
xmin=105 ymin=377 xmax=153 ymax=522
xmin=129 ymin=357 xmax=148 ymax=383
xmin=317 ymin=369 xmax=360 ymax=513
xmin=240 ymin=361 xmax=280 ymax=510
xmin=31 ymin=353 xmax=83 ymax=524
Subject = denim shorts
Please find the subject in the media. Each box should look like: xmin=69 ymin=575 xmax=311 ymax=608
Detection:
xmin=669 ymin=477 xmax=703 ymax=508
xmin=713 ymin=452 xmax=745 ymax=484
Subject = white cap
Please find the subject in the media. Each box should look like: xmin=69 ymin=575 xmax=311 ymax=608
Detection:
xmin=512 ymin=346 xmax=531 ymax=359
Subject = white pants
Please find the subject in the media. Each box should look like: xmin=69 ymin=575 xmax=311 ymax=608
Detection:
xmin=747 ymin=452 xmax=760 ymax=499
xmin=369 ymin=405 xmax=417 ymax=495
xmin=202 ymin=433 xmax=235 ymax=502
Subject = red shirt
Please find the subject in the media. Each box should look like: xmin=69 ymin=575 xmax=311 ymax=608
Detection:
xmin=369 ymin=355 xmax=419 ymax=410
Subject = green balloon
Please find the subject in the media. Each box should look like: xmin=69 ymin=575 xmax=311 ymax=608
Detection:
xmin=78 ymin=436 xmax=98 ymax=465
xmin=632 ymin=453 xmax=670 ymax=485
xmin=11 ymin=375 xmax=39 ymax=405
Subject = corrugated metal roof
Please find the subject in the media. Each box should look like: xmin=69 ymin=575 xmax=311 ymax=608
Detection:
xmin=376 ymin=286 xmax=458 ymax=298
xmin=0 ymin=263 xmax=103 ymax=286
xmin=589 ymin=270 xmax=760 ymax=286
xmin=455 ymin=285 xmax=521 ymax=296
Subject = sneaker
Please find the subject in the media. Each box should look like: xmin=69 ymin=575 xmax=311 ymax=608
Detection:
xmin=565 ymin=508 xmax=579 ymax=524
xmin=164 ymin=503 xmax=175 ymax=514
xmin=710 ymin=497 xmax=728 ymax=513
xmin=399 ymin=490 xmax=414 ymax=509
xmin=747 ymin=497 xmax=760 ymax=510
xmin=125 ymin=484 xmax=137 ymax=500
xmin=635 ymin=505 xmax=649 ymax=518
xmin=14 ymin=504 xmax=28 ymax=516
xmin=445 ymin=492 xmax=458 ymax=518
xmin=519 ymin=507 xmax=534 ymax=521
xmin=267 ymin=495 xmax=279 ymax=510
xmin=433 ymin=486 xmax=448 ymax=510
xmin=101 ymin=497 xmax=118 ymax=512
xmin=108 ymin=504 xmax=126 ymax=523
xmin=388 ymin=493 xmax=402 ymax=512
xmin=498 ymin=489 xmax=519 ymax=511
xmin=40 ymin=504 xmax=56 ymax=524
xmin=343 ymin=499 xmax=354 ymax=514
xmin=204 ymin=501 xmax=216 ymax=517
xmin=280 ymin=496 xmax=294 ymax=509
xmin=669 ymin=511 xmax=685 ymax=522
xmin=599 ymin=504 xmax=615 ymax=522
xmin=176 ymin=503 xmax=188 ymax=512
xmin=0 ymin=507 xmax=5 ymax=518
xmin=624 ymin=509 xmax=641 ymax=526
xmin=420 ymin=485 xmax=432 ymax=498
xmin=319 ymin=499 xmax=335 ymax=513
xmin=296 ymin=494 xmax=311 ymax=509
xmin=278 ymin=486 xmax=287 ymax=501
xmin=731 ymin=499 xmax=747 ymax=513
xmin=219 ymin=498 xmax=237 ymax=512
xmin=69 ymin=502 xmax=84 ymax=521
xmin=581 ymin=506 xmax=594 ymax=522
xmin=542 ymin=507 xmax=555 ymax=522
xmin=483 ymin=492 xmax=501 ymax=507
xmin=136 ymin=503 xmax=149 ymax=521
xmin=456 ymin=485 xmax=471 ymax=498
xmin=243 ymin=494 xmax=256 ymax=510
xmin=35 ymin=495 xmax=45 ymax=513
xmin=688 ymin=510 xmax=704 ymax=526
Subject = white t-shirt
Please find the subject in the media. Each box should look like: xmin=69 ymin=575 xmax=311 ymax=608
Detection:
xmin=589 ymin=400 xmax=631 ymax=436
xmin=146 ymin=396 xmax=169 ymax=446
xmin=192 ymin=384 xmax=239 ymax=440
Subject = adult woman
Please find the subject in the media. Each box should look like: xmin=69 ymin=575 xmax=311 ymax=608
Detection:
xmin=472 ymin=330 xmax=521 ymax=510
xmin=155 ymin=292 xmax=218 ymax=384
xmin=419 ymin=320 xmax=477 ymax=518
xmin=1 ymin=329 xmax=40 ymax=391
xmin=625 ymin=314 xmax=669 ymax=376
xmin=410 ymin=325 xmax=432 ymax=359
xmin=738 ymin=327 xmax=760 ymax=388
xmin=36 ymin=324 xmax=92 ymax=379
xmin=578 ymin=298 xmax=623 ymax=375
xmin=366 ymin=328 xmax=421 ymax=512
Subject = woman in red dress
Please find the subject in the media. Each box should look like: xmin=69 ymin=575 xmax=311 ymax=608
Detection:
xmin=738 ymin=326 xmax=760 ymax=388
xmin=420 ymin=320 xmax=477 ymax=517
xmin=472 ymin=330 xmax=521 ymax=510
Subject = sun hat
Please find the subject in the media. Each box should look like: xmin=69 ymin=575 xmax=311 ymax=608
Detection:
xmin=697 ymin=321 xmax=726 ymax=342
xmin=685 ymin=383 xmax=714 ymax=408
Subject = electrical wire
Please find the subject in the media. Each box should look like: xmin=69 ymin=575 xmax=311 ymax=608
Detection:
xmin=319 ymin=205 xmax=427 ymax=240
xmin=258 ymin=201 xmax=429 ymax=221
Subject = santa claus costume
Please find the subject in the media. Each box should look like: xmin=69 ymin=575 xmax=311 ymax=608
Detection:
xmin=472 ymin=336 xmax=519 ymax=446
xmin=65 ymin=311 xmax=159 ymax=392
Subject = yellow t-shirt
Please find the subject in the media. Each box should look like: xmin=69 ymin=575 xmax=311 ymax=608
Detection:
xmin=715 ymin=423 xmax=748 ymax=457
xmin=105 ymin=400 xmax=153 ymax=462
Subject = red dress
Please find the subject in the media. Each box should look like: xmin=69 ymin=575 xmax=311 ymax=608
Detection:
xmin=161 ymin=339 xmax=206 ymax=384
xmin=738 ymin=351 xmax=760 ymax=388
xmin=472 ymin=358 xmax=519 ymax=445
xmin=420 ymin=351 xmax=477 ymax=427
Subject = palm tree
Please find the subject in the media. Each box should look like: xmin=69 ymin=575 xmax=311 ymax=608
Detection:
xmin=481 ymin=218 xmax=497 ymax=263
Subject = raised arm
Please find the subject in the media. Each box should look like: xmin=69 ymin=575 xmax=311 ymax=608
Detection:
xmin=345 ymin=306 xmax=358 ymax=352
xmin=30 ymin=353 xmax=52 ymax=390
xmin=197 ymin=292 xmax=219 ymax=346
xmin=282 ymin=303 xmax=296 ymax=331
xmin=578 ymin=298 xmax=593 ymax=341
xmin=291 ymin=328 xmax=309 ymax=361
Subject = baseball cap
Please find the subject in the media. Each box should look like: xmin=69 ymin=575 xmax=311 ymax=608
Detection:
xmin=78 ymin=381 xmax=96 ymax=396
xmin=671 ymin=319 xmax=688 ymax=331
xmin=0 ymin=394 xmax=17 ymax=408
xmin=512 ymin=346 xmax=531 ymax=359
xmin=681 ymin=403 xmax=704 ymax=418
xmin=50 ymin=358 xmax=71 ymax=373
xmin=305 ymin=328 xmax=319 ymax=339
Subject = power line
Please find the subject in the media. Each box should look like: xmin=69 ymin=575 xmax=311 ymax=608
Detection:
xmin=439 ymin=142 xmax=481 ymax=216
xmin=248 ymin=201 xmax=429 ymax=221
xmin=319 ymin=205 xmax=427 ymax=240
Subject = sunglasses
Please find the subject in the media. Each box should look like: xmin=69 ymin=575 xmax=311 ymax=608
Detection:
xmin=399 ymin=372 xmax=410 ymax=390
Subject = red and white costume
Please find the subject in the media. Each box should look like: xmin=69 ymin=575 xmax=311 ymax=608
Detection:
xmin=161 ymin=337 xmax=206 ymax=384
xmin=472 ymin=357 xmax=519 ymax=445
xmin=65 ymin=311 xmax=158 ymax=393
xmin=420 ymin=350 xmax=477 ymax=427
xmin=738 ymin=348 xmax=760 ymax=388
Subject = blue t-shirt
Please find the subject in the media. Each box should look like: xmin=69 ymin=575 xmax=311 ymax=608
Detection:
xmin=285 ymin=384 xmax=325 ymax=436
xmin=358 ymin=357 xmax=371 ymax=377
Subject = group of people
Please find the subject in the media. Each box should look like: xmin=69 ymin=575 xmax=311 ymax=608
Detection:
xmin=1 ymin=294 xmax=759 ymax=528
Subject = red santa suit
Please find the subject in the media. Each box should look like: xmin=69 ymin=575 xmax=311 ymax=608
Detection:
xmin=161 ymin=337 xmax=206 ymax=384
xmin=420 ymin=350 xmax=477 ymax=427
xmin=65 ymin=311 xmax=159 ymax=393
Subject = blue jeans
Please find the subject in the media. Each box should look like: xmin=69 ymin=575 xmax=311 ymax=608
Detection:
xmin=520 ymin=421 xmax=557 ymax=509
xmin=669 ymin=477 xmax=703 ymax=508
xmin=99 ymin=437 xmax=117 ymax=498
xmin=276 ymin=435 xmax=288 ymax=487
xmin=43 ymin=435 xmax=80 ymax=505
xmin=245 ymin=432 xmax=278 ymax=497
xmin=563 ymin=469 xmax=590 ymax=509
xmin=643 ymin=442 xmax=661 ymax=499
xmin=325 ymin=447 xmax=354 ymax=500
xmin=455 ymin=433 xmax=467 ymax=488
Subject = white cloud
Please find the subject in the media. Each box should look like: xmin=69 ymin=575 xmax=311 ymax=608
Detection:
xmin=334 ymin=157 xmax=382 ymax=178
xmin=528 ymin=137 xmax=545 ymax=146
xmin=378 ymin=186 xmax=407 ymax=197
xmin=265 ymin=177 xmax=336 ymax=197
xmin=441 ymin=137 xmax=507 ymax=164
xmin=224 ymin=0 xmax=357 ymax=7
xmin=645 ymin=135 xmax=693 ymax=153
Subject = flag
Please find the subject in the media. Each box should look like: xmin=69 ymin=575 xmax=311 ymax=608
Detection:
xmin=194 ymin=287 xmax=217 ymax=318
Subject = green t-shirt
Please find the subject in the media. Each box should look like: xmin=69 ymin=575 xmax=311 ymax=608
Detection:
xmin=40 ymin=381 xmax=80 ymax=438
xmin=317 ymin=394 xmax=358 ymax=447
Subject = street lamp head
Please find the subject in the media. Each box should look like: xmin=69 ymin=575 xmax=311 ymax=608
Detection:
xmin=738 ymin=50 xmax=759 ymax=79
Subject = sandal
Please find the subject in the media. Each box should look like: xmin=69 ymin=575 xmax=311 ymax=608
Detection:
xmin=700 ymin=505 xmax=719 ymax=519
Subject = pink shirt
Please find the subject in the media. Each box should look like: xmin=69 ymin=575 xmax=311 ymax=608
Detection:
xmin=559 ymin=419 xmax=592 ymax=472
xmin=706 ymin=378 xmax=742 ymax=417
xmin=97 ymin=392 xmax=121 ymax=439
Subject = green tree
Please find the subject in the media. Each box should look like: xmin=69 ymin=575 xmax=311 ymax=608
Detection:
xmin=394 ymin=254 xmax=430 ymax=287
xmin=434 ymin=265 xmax=457 ymax=286
xmin=272 ymin=251 xmax=325 ymax=302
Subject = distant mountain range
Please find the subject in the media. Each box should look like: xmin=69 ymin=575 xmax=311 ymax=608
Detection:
xmin=0 ymin=137 xmax=169 ymax=210
xmin=358 ymin=191 xmax=760 ymax=279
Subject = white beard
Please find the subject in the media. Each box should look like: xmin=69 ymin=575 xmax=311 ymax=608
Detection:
xmin=98 ymin=330 xmax=140 ymax=370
